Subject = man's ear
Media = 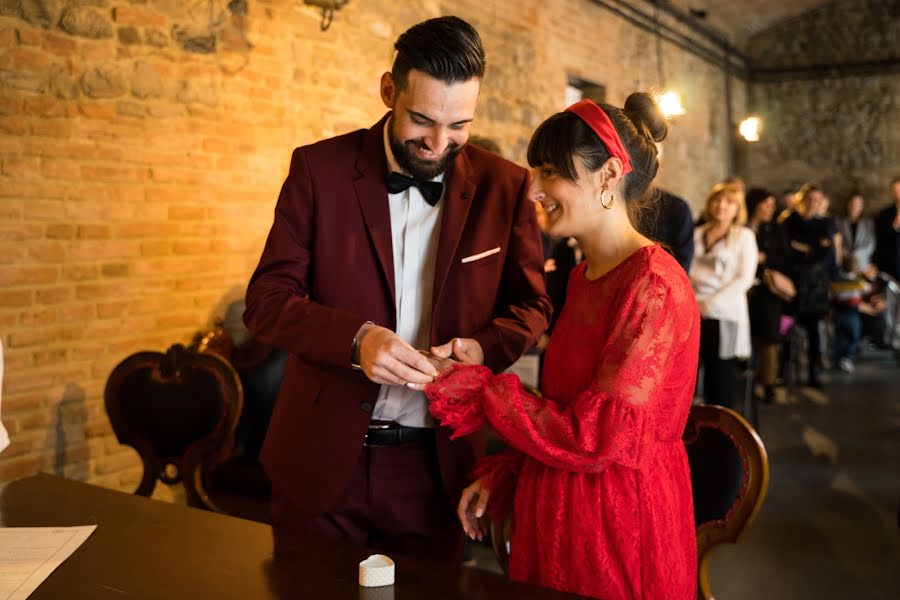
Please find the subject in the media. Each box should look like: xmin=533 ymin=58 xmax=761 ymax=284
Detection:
xmin=380 ymin=72 xmax=395 ymax=109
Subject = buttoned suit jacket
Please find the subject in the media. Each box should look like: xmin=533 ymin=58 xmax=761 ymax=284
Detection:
xmin=244 ymin=114 xmax=551 ymax=515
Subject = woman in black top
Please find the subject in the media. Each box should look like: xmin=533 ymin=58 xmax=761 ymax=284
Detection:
xmin=747 ymin=188 xmax=791 ymax=402
xmin=780 ymin=184 xmax=836 ymax=388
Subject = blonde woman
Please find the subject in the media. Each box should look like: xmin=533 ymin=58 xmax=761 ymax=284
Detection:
xmin=690 ymin=184 xmax=759 ymax=408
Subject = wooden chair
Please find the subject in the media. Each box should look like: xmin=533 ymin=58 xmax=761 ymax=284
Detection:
xmin=684 ymin=404 xmax=769 ymax=600
xmin=189 ymin=325 xmax=280 ymax=524
xmin=488 ymin=404 xmax=769 ymax=600
xmin=104 ymin=342 xmax=243 ymax=512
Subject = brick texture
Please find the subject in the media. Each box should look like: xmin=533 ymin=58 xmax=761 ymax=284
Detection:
xmin=0 ymin=0 xmax=741 ymax=491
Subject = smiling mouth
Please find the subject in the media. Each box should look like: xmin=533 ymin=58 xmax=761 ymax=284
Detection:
xmin=409 ymin=141 xmax=448 ymax=162
xmin=415 ymin=146 xmax=440 ymax=160
xmin=544 ymin=202 xmax=560 ymax=215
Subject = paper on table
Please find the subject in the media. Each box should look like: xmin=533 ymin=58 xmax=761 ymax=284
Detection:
xmin=0 ymin=526 xmax=97 ymax=600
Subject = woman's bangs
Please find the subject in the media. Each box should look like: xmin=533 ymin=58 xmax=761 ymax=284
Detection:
xmin=527 ymin=113 xmax=579 ymax=180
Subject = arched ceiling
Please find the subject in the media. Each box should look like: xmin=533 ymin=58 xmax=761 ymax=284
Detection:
xmin=666 ymin=0 xmax=835 ymax=48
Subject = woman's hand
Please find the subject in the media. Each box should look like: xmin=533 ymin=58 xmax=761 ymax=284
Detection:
xmin=457 ymin=479 xmax=491 ymax=541
xmin=431 ymin=338 xmax=485 ymax=366
xmin=790 ymin=240 xmax=811 ymax=254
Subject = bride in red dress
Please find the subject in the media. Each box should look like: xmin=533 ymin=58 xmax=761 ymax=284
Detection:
xmin=425 ymin=95 xmax=699 ymax=599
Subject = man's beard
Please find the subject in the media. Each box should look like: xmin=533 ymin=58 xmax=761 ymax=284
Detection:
xmin=389 ymin=121 xmax=461 ymax=181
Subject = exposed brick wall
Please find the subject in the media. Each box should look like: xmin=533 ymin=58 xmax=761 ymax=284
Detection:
xmin=0 ymin=0 xmax=739 ymax=494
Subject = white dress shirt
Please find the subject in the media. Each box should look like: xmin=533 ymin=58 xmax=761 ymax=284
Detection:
xmin=372 ymin=119 xmax=445 ymax=427
xmin=690 ymin=225 xmax=758 ymax=359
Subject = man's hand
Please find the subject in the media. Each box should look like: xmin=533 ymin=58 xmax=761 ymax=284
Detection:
xmin=404 ymin=351 xmax=457 ymax=391
xmin=430 ymin=337 xmax=484 ymax=366
xmin=358 ymin=325 xmax=437 ymax=386
xmin=457 ymin=479 xmax=491 ymax=541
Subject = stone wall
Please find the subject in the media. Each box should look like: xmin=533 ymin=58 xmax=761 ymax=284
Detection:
xmin=742 ymin=0 xmax=899 ymax=208
xmin=0 ymin=0 xmax=740 ymax=493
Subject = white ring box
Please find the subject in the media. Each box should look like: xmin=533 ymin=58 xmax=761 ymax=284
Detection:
xmin=358 ymin=554 xmax=395 ymax=587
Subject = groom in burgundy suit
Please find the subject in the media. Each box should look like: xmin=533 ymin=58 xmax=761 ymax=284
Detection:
xmin=244 ymin=16 xmax=550 ymax=562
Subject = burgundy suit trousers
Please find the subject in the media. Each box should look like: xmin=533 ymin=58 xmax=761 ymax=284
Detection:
xmin=271 ymin=438 xmax=463 ymax=565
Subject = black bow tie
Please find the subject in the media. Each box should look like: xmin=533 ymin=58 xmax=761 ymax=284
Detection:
xmin=386 ymin=172 xmax=444 ymax=206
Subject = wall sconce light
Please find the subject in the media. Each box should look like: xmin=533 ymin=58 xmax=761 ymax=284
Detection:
xmin=303 ymin=0 xmax=349 ymax=31
xmin=653 ymin=6 xmax=685 ymax=119
xmin=657 ymin=90 xmax=686 ymax=119
xmin=739 ymin=116 xmax=761 ymax=142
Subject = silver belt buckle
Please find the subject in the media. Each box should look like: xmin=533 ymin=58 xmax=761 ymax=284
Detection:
xmin=368 ymin=419 xmax=394 ymax=430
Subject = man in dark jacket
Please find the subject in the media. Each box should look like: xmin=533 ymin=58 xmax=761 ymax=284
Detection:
xmin=642 ymin=188 xmax=694 ymax=273
xmin=244 ymin=17 xmax=550 ymax=562
xmin=873 ymin=177 xmax=900 ymax=281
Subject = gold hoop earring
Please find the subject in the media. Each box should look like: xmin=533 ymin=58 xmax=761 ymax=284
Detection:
xmin=600 ymin=188 xmax=614 ymax=210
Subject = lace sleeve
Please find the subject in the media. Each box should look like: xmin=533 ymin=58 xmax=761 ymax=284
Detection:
xmin=426 ymin=363 xmax=494 ymax=438
xmin=426 ymin=369 xmax=526 ymax=519
xmin=482 ymin=273 xmax=692 ymax=473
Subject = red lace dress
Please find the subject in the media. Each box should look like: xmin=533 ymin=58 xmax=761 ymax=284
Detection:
xmin=427 ymin=245 xmax=699 ymax=600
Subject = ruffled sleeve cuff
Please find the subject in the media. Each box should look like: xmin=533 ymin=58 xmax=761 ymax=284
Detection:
xmin=425 ymin=364 xmax=493 ymax=439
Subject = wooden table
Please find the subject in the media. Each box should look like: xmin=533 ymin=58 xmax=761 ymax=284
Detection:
xmin=0 ymin=474 xmax=585 ymax=599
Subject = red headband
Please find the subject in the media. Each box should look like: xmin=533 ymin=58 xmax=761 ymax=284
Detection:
xmin=565 ymin=100 xmax=633 ymax=175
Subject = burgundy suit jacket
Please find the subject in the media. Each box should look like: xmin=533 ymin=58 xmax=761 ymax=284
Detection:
xmin=244 ymin=114 xmax=551 ymax=516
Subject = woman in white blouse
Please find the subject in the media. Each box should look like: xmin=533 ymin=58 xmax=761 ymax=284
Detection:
xmin=690 ymin=184 xmax=759 ymax=409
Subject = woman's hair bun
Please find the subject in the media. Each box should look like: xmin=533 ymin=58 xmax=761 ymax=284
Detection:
xmin=623 ymin=92 xmax=668 ymax=143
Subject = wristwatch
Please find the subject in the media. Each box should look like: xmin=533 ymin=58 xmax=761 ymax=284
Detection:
xmin=350 ymin=321 xmax=374 ymax=370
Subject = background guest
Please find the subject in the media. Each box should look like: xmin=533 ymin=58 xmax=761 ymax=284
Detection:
xmin=781 ymin=184 xmax=835 ymax=388
xmin=830 ymin=255 xmax=870 ymax=373
xmin=836 ymin=193 xmax=875 ymax=272
xmin=746 ymin=188 xmax=791 ymax=404
xmin=641 ymin=188 xmax=695 ymax=272
xmin=691 ymin=183 xmax=759 ymax=408
xmin=873 ymin=177 xmax=900 ymax=282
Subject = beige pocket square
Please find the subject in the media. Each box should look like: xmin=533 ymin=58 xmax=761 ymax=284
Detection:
xmin=461 ymin=246 xmax=501 ymax=264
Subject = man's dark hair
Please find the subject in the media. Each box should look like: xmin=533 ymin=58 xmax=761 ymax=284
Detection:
xmin=746 ymin=187 xmax=774 ymax=217
xmin=391 ymin=16 xmax=485 ymax=90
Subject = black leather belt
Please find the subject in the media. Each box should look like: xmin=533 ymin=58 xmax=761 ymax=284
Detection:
xmin=364 ymin=421 xmax=434 ymax=446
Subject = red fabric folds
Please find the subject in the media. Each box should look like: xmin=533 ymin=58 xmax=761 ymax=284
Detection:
xmin=565 ymin=100 xmax=633 ymax=175
xmin=426 ymin=245 xmax=699 ymax=600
